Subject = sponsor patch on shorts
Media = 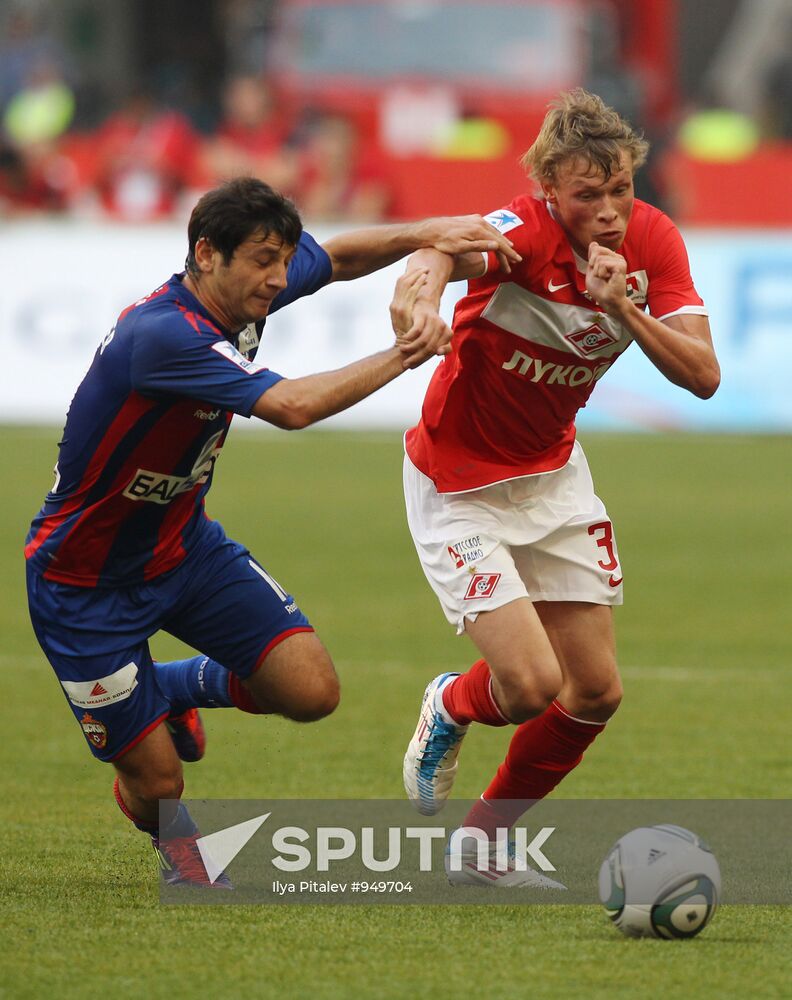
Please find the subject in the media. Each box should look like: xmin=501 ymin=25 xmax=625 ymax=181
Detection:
xmin=447 ymin=535 xmax=484 ymax=568
xmin=463 ymin=573 xmax=501 ymax=600
xmin=62 ymin=662 xmax=139 ymax=708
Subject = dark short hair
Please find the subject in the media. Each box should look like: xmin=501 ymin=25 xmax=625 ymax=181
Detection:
xmin=186 ymin=176 xmax=302 ymax=273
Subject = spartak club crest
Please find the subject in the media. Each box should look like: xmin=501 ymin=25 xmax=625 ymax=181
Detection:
xmin=565 ymin=324 xmax=617 ymax=356
xmin=464 ymin=573 xmax=501 ymax=600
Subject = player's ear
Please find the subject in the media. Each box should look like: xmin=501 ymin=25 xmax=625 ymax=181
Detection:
xmin=194 ymin=236 xmax=216 ymax=273
xmin=542 ymin=182 xmax=557 ymax=206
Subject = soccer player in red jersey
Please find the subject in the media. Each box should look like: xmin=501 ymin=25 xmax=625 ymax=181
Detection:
xmin=398 ymin=90 xmax=720 ymax=887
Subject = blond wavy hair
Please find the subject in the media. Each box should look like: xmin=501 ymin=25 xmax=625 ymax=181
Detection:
xmin=521 ymin=88 xmax=649 ymax=184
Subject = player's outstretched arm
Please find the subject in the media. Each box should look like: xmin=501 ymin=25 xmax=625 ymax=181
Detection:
xmin=586 ymin=241 xmax=720 ymax=399
xmin=321 ymin=215 xmax=521 ymax=282
xmin=253 ymin=270 xmax=432 ymax=429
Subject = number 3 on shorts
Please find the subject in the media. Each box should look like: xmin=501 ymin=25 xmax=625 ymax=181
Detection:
xmin=588 ymin=521 xmax=619 ymax=572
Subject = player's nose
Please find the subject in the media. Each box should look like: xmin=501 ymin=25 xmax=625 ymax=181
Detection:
xmin=598 ymin=198 xmax=618 ymax=221
xmin=267 ymin=263 xmax=289 ymax=289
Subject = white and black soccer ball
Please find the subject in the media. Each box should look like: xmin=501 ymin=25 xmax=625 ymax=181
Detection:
xmin=598 ymin=824 xmax=721 ymax=939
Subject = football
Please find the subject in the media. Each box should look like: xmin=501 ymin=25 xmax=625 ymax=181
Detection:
xmin=598 ymin=824 xmax=721 ymax=939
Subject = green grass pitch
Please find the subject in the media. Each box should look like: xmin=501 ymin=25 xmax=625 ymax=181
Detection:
xmin=1 ymin=427 xmax=790 ymax=998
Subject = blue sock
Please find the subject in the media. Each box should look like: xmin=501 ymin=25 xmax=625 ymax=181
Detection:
xmin=160 ymin=801 xmax=199 ymax=839
xmin=154 ymin=655 xmax=234 ymax=712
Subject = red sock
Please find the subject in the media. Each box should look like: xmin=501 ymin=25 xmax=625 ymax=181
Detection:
xmin=442 ymin=659 xmax=510 ymax=727
xmin=228 ymin=673 xmax=266 ymax=715
xmin=113 ymin=776 xmax=183 ymax=835
xmin=462 ymin=700 xmax=605 ymax=837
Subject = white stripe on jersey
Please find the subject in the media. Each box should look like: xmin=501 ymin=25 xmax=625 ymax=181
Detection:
xmin=481 ymin=282 xmax=632 ymax=360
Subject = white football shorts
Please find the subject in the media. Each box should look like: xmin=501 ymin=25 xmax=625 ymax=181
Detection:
xmin=403 ymin=441 xmax=623 ymax=634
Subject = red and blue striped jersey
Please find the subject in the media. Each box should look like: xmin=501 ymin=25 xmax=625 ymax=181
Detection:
xmin=25 ymin=232 xmax=332 ymax=587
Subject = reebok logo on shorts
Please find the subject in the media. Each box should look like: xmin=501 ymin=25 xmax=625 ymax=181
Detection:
xmin=464 ymin=573 xmax=501 ymax=600
xmin=62 ymin=662 xmax=139 ymax=708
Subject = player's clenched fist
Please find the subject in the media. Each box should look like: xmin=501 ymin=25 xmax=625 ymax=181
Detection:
xmin=585 ymin=240 xmax=629 ymax=315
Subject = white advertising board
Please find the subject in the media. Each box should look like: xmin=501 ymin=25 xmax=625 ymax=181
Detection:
xmin=1 ymin=220 xmax=790 ymax=431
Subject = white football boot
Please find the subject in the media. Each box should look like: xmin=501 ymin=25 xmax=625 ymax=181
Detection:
xmin=403 ymin=672 xmax=468 ymax=815
xmin=445 ymin=829 xmax=568 ymax=890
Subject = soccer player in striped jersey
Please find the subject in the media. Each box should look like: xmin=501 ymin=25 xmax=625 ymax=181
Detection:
xmin=398 ymin=90 xmax=720 ymax=888
xmin=25 ymin=176 xmax=519 ymax=887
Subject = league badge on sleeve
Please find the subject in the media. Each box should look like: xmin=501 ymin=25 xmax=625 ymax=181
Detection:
xmin=484 ymin=210 xmax=524 ymax=235
xmin=211 ymin=339 xmax=267 ymax=374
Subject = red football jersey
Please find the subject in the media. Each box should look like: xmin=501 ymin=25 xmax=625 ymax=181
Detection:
xmin=406 ymin=196 xmax=707 ymax=493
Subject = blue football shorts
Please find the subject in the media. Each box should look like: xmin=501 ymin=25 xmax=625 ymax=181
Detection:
xmin=26 ymin=519 xmax=312 ymax=761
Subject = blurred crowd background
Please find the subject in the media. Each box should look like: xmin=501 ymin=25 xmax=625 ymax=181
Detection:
xmin=2 ymin=0 xmax=791 ymax=432
xmin=2 ymin=0 xmax=792 ymax=226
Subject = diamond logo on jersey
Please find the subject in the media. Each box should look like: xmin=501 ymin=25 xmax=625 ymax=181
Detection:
xmin=625 ymin=269 xmax=648 ymax=305
xmin=80 ymin=712 xmax=108 ymax=749
xmin=62 ymin=662 xmax=139 ymax=708
xmin=464 ymin=573 xmax=501 ymax=600
xmin=565 ymin=325 xmax=618 ymax=356
xmin=484 ymin=209 xmax=524 ymax=235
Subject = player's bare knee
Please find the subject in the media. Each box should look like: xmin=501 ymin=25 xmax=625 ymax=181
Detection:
xmin=497 ymin=677 xmax=558 ymax=724
xmin=147 ymin=773 xmax=184 ymax=803
xmin=568 ymin=675 xmax=623 ymax=720
xmin=506 ymin=690 xmax=556 ymax=724
xmin=596 ymin=677 xmax=623 ymax=718
xmin=286 ymin=670 xmax=340 ymax=722
xmin=122 ymin=769 xmax=183 ymax=805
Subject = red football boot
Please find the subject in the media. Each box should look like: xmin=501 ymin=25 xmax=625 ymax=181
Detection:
xmin=153 ymin=830 xmax=232 ymax=889
xmin=165 ymin=707 xmax=206 ymax=762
